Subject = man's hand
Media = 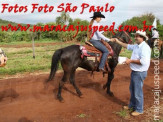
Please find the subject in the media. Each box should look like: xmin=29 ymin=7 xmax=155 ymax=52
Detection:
xmin=125 ymin=58 xmax=132 ymax=65
xmin=110 ymin=38 xmax=116 ymax=42
xmin=113 ymin=38 xmax=128 ymax=48
xmin=114 ymin=38 xmax=119 ymax=43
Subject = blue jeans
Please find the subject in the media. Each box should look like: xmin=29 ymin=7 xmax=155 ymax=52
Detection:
xmin=129 ymin=71 xmax=147 ymax=113
xmin=89 ymin=39 xmax=109 ymax=69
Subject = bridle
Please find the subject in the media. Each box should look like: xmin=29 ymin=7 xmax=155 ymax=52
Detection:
xmin=117 ymin=31 xmax=133 ymax=44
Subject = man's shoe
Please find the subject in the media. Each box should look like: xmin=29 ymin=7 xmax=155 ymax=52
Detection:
xmin=131 ymin=111 xmax=143 ymax=116
xmin=123 ymin=106 xmax=134 ymax=112
xmin=123 ymin=106 xmax=130 ymax=110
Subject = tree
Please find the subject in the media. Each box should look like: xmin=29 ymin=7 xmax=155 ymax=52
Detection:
xmin=35 ymin=23 xmax=44 ymax=40
xmin=120 ymin=13 xmax=161 ymax=34
xmin=56 ymin=12 xmax=70 ymax=25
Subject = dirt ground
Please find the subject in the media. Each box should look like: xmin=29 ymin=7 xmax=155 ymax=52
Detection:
xmin=0 ymin=60 xmax=162 ymax=122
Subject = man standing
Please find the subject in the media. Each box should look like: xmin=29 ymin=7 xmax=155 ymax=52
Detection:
xmin=114 ymin=30 xmax=151 ymax=116
xmin=151 ymin=28 xmax=159 ymax=48
xmin=152 ymin=28 xmax=159 ymax=41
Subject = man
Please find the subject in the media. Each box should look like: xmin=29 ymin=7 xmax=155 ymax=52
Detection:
xmin=114 ymin=30 xmax=151 ymax=116
xmin=152 ymin=28 xmax=159 ymax=40
xmin=151 ymin=28 xmax=159 ymax=48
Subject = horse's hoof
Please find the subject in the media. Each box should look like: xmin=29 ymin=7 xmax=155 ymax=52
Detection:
xmin=57 ymin=95 xmax=64 ymax=102
xmin=78 ymin=92 xmax=83 ymax=97
xmin=107 ymin=91 xmax=114 ymax=97
xmin=103 ymin=84 xmax=107 ymax=89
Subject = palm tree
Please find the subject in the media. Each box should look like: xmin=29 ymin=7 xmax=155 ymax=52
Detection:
xmin=56 ymin=12 xmax=70 ymax=25
xmin=56 ymin=16 xmax=63 ymax=25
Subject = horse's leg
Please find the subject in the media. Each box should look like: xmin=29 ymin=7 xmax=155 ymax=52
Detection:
xmin=69 ymin=70 xmax=82 ymax=97
xmin=103 ymin=58 xmax=118 ymax=96
xmin=57 ymin=71 xmax=69 ymax=101
xmin=103 ymin=69 xmax=115 ymax=96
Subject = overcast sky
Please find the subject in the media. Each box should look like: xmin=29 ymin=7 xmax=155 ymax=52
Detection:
xmin=0 ymin=0 xmax=162 ymax=28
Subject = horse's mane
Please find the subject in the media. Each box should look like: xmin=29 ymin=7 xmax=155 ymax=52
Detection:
xmin=112 ymin=31 xmax=122 ymax=38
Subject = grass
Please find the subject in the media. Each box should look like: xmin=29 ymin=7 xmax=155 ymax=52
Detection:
xmin=115 ymin=109 xmax=128 ymax=118
xmin=0 ymin=41 xmax=76 ymax=77
xmin=154 ymin=120 xmax=163 ymax=122
xmin=119 ymin=48 xmax=132 ymax=58
xmin=76 ymin=113 xmax=87 ymax=118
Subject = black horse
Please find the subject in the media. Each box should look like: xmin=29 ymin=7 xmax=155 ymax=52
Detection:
xmin=46 ymin=31 xmax=132 ymax=101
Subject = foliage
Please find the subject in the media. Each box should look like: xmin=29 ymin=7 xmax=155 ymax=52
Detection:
xmin=120 ymin=13 xmax=163 ymax=39
xmin=158 ymin=24 xmax=163 ymax=40
xmin=115 ymin=109 xmax=128 ymax=118
xmin=76 ymin=113 xmax=87 ymax=118
xmin=0 ymin=13 xmax=162 ymax=43
xmin=55 ymin=18 xmax=89 ymax=42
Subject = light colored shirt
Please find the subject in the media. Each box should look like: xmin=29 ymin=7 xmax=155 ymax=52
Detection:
xmin=91 ymin=20 xmax=110 ymax=42
xmin=127 ymin=41 xmax=151 ymax=72
xmin=152 ymin=30 xmax=159 ymax=38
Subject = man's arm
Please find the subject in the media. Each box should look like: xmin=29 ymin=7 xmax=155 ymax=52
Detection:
xmin=114 ymin=38 xmax=141 ymax=65
xmin=125 ymin=59 xmax=141 ymax=65
xmin=114 ymin=38 xmax=128 ymax=48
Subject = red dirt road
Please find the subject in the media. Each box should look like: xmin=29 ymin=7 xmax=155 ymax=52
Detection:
xmin=0 ymin=61 xmax=162 ymax=122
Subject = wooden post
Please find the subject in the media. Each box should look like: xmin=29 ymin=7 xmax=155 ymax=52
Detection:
xmin=31 ymin=32 xmax=36 ymax=59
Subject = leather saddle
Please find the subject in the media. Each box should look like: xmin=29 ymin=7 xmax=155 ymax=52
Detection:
xmin=83 ymin=40 xmax=114 ymax=57
xmin=80 ymin=40 xmax=114 ymax=73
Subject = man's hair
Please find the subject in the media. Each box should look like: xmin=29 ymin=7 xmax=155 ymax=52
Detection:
xmin=139 ymin=35 xmax=146 ymax=41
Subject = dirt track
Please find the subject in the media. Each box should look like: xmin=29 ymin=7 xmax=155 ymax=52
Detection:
xmin=0 ymin=61 xmax=162 ymax=122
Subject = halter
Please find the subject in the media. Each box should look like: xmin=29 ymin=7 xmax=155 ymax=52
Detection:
xmin=123 ymin=31 xmax=133 ymax=44
xmin=117 ymin=31 xmax=133 ymax=44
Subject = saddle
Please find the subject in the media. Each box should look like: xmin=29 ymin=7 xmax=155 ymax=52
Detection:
xmin=80 ymin=40 xmax=114 ymax=72
xmin=84 ymin=40 xmax=114 ymax=57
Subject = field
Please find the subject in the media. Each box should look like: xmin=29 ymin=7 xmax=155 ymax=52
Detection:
xmin=0 ymin=41 xmax=162 ymax=122
xmin=0 ymin=41 xmax=131 ymax=78
xmin=0 ymin=40 xmax=78 ymax=77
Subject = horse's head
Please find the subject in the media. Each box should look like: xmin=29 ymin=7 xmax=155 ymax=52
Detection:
xmin=113 ymin=31 xmax=132 ymax=44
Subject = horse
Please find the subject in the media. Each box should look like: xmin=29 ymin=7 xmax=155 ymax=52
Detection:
xmin=150 ymin=39 xmax=163 ymax=58
xmin=158 ymin=39 xmax=163 ymax=58
xmin=46 ymin=31 xmax=132 ymax=101
xmin=159 ymin=40 xmax=163 ymax=58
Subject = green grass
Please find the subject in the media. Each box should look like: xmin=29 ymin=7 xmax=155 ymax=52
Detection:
xmin=154 ymin=120 xmax=163 ymax=122
xmin=76 ymin=113 xmax=87 ymax=118
xmin=115 ymin=109 xmax=128 ymax=118
xmin=119 ymin=48 xmax=132 ymax=58
xmin=0 ymin=41 xmax=75 ymax=77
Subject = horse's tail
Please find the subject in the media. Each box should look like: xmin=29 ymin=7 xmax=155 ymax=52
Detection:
xmin=47 ymin=49 xmax=62 ymax=82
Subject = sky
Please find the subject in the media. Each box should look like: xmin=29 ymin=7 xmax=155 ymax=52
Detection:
xmin=0 ymin=0 xmax=163 ymax=28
